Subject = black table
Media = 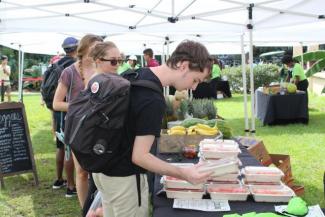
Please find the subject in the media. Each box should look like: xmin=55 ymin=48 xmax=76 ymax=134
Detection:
xmin=193 ymin=79 xmax=232 ymax=99
xmin=153 ymin=144 xmax=289 ymax=216
xmin=255 ymin=89 xmax=309 ymax=125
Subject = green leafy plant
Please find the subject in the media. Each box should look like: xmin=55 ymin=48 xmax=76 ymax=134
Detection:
xmin=294 ymin=50 xmax=325 ymax=77
xmin=223 ymin=64 xmax=280 ymax=93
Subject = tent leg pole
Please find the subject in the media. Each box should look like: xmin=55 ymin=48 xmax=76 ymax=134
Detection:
xmin=241 ymin=34 xmax=249 ymax=136
xmin=248 ymin=4 xmax=255 ymax=136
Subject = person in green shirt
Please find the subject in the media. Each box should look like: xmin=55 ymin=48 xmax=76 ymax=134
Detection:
xmin=127 ymin=55 xmax=140 ymax=70
xmin=282 ymin=55 xmax=308 ymax=92
xmin=211 ymin=57 xmax=222 ymax=80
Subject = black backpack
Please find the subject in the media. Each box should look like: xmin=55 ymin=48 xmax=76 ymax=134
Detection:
xmin=41 ymin=58 xmax=74 ymax=109
xmin=64 ymin=70 xmax=162 ymax=173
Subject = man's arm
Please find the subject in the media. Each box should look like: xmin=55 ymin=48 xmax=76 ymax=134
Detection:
xmin=132 ymin=135 xmax=212 ymax=185
xmin=4 ymin=66 xmax=11 ymax=76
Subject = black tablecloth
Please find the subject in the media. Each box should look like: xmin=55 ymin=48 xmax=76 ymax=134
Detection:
xmin=192 ymin=79 xmax=231 ymax=99
xmin=153 ymin=143 xmax=289 ymax=216
xmin=256 ymin=89 xmax=309 ymax=125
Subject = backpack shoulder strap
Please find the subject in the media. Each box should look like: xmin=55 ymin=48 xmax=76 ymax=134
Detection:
xmin=122 ymin=69 xmax=163 ymax=94
xmin=57 ymin=57 xmax=74 ymax=69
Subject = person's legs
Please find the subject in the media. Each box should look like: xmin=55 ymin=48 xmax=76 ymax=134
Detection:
xmin=92 ymin=173 xmax=149 ymax=217
xmin=56 ymin=147 xmax=64 ymax=180
xmin=73 ymin=153 xmax=89 ymax=207
xmin=82 ymin=174 xmax=98 ymax=217
xmin=52 ymin=111 xmax=66 ymax=189
xmin=65 ymin=154 xmax=76 ymax=197
xmin=5 ymin=85 xmax=11 ymax=102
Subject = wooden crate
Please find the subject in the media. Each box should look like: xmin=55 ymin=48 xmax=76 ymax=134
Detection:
xmin=158 ymin=131 xmax=215 ymax=153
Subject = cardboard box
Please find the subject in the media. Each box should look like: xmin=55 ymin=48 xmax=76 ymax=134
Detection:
xmin=268 ymin=154 xmax=293 ymax=184
xmin=158 ymin=131 xmax=215 ymax=153
xmin=247 ymin=141 xmax=272 ymax=166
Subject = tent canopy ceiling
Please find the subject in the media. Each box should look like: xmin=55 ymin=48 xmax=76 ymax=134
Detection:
xmin=0 ymin=0 xmax=325 ymax=54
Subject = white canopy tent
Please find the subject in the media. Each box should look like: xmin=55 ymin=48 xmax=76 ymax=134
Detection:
xmin=1 ymin=0 xmax=325 ymax=134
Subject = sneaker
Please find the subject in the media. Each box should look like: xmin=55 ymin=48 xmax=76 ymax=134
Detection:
xmin=65 ymin=187 xmax=77 ymax=198
xmin=52 ymin=179 xmax=67 ymax=189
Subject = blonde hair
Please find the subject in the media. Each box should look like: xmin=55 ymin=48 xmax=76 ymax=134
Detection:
xmin=89 ymin=41 xmax=118 ymax=61
xmin=77 ymin=34 xmax=103 ymax=81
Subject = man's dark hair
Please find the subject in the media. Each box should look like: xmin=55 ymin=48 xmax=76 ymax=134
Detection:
xmin=64 ymin=47 xmax=77 ymax=54
xmin=1 ymin=55 xmax=8 ymax=60
xmin=143 ymin=48 xmax=154 ymax=58
xmin=281 ymin=55 xmax=293 ymax=64
xmin=167 ymin=40 xmax=212 ymax=73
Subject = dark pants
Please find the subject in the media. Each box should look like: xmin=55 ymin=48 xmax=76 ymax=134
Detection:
xmin=54 ymin=111 xmax=66 ymax=149
xmin=297 ymin=79 xmax=309 ymax=92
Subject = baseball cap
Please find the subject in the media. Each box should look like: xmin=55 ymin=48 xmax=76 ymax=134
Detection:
xmin=128 ymin=55 xmax=137 ymax=61
xmin=62 ymin=37 xmax=78 ymax=49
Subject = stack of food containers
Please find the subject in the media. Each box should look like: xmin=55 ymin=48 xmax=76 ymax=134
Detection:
xmin=199 ymin=139 xmax=241 ymax=182
xmin=162 ymin=163 xmax=206 ymax=199
xmin=242 ymin=166 xmax=295 ymax=202
xmin=198 ymin=139 xmax=250 ymax=201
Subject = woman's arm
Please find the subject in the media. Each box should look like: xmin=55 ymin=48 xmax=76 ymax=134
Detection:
xmin=53 ymin=82 xmax=69 ymax=112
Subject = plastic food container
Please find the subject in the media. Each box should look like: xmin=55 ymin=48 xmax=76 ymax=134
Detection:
xmin=163 ymin=176 xmax=204 ymax=190
xmin=199 ymin=139 xmax=239 ymax=147
xmin=199 ymin=143 xmax=241 ymax=159
xmin=249 ymin=184 xmax=295 ymax=202
xmin=165 ymin=188 xmax=205 ymax=199
xmin=242 ymin=166 xmax=284 ymax=183
xmin=208 ymin=172 xmax=240 ymax=182
xmin=207 ymin=183 xmax=250 ymax=201
xmin=198 ymin=158 xmax=239 ymax=176
xmin=200 ymin=157 xmax=242 ymax=167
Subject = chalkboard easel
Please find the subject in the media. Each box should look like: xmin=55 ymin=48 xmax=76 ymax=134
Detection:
xmin=0 ymin=102 xmax=39 ymax=188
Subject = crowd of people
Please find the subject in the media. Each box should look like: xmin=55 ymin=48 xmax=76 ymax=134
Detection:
xmin=43 ymin=35 xmax=213 ymax=217
xmin=0 ymin=33 xmax=310 ymax=217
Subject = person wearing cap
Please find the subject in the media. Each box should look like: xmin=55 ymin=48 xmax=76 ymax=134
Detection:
xmin=143 ymin=48 xmax=159 ymax=67
xmin=0 ymin=55 xmax=11 ymax=101
xmin=128 ymin=55 xmax=140 ymax=70
xmin=51 ymin=36 xmax=78 ymax=197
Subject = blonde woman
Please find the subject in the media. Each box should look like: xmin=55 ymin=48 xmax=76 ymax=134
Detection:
xmin=53 ymin=34 xmax=103 ymax=203
xmin=82 ymin=41 xmax=122 ymax=216
xmin=90 ymin=41 xmax=122 ymax=76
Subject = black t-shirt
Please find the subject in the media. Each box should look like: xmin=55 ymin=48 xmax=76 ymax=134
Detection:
xmin=102 ymin=68 xmax=166 ymax=176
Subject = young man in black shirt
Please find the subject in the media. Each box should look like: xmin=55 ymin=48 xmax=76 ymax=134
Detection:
xmin=92 ymin=40 xmax=213 ymax=217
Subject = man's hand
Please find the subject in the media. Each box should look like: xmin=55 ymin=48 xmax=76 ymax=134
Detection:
xmin=179 ymin=163 xmax=213 ymax=185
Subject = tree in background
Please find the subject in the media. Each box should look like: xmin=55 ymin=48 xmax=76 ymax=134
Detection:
xmin=0 ymin=45 xmax=51 ymax=90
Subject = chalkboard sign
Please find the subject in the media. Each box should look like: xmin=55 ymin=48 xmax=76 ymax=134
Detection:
xmin=0 ymin=102 xmax=39 ymax=188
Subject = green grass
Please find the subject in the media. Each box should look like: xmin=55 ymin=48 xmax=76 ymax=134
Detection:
xmin=0 ymin=92 xmax=324 ymax=216
xmin=0 ymin=94 xmax=80 ymax=217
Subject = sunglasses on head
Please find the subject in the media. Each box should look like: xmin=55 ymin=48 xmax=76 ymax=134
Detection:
xmin=100 ymin=58 xmax=123 ymax=66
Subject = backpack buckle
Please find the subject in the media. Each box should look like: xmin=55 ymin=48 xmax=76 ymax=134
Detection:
xmin=100 ymin=112 xmax=110 ymax=124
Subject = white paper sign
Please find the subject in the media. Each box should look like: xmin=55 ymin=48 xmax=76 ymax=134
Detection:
xmin=275 ymin=204 xmax=325 ymax=217
xmin=173 ymin=199 xmax=230 ymax=212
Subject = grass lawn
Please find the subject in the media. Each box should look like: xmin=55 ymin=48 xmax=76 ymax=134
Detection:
xmin=0 ymin=92 xmax=324 ymax=216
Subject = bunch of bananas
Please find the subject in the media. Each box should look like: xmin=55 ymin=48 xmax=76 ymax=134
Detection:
xmin=193 ymin=123 xmax=219 ymax=136
xmin=167 ymin=124 xmax=219 ymax=136
xmin=167 ymin=126 xmax=186 ymax=135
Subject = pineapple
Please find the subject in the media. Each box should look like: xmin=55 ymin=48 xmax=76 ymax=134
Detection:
xmin=164 ymin=96 xmax=177 ymax=121
xmin=206 ymin=100 xmax=217 ymax=119
xmin=191 ymin=99 xmax=206 ymax=119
